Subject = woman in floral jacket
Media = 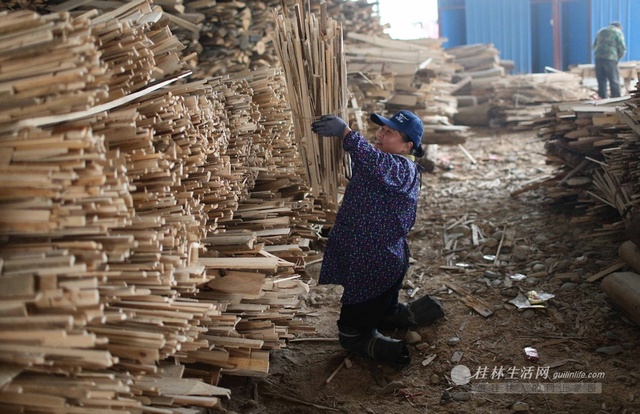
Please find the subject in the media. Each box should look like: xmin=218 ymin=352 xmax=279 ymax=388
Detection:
xmin=311 ymin=110 xmax=444 ymax=369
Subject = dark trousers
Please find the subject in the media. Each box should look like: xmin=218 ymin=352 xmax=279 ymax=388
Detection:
xmin=338 ymin=276 xmax=403 ymax=331
xmin=595 ymin=58 xmax=621 ymax=99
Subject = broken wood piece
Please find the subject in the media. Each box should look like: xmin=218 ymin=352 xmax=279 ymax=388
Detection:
xmin=444 ymin=281 xmax=494 ymax=317
xmin=457 ymin=144 xmax=477 ymax=164
xmin=0 ymin=364 xmax=23 ymax=389
xmin=493 ymin=225 xmax=507 ymax=266
xmin=325 ymin=355 xmax=349 ymax=384
xmin=619 ymin=240 xmax=640 ymax=274
xmin=601 ymin=271 xmax=640 ymax=326
xmin=135 ymin=377 xmax=231 ymax=399
xmin=533 ymin=338 xmax=569 ymax=348
xmin=510 ymin=176 xmax=555 ymax=197
xmin=164 ymin=395 xmax=222 ymax=408
xmin=262 ymin=392 xmax=340 ymax=412
xmin=206 ymin=271 xmax=265 ymax=296
xmin=223 ymin=350 xmax=270 ymax=377
xmin=198 ymin=257 xmax=279 ymax=272
xmin=586 ymin=260 xmax=626 ymax=282
xmin=288 ymin=337 xmax=338 ymax=343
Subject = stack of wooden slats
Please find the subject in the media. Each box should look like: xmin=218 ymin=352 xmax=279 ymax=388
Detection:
xmin=490 ymin=72 xmax=593 ymax=129
xmin=1 ymin=7 xmax=174 ymax=412
xmin=121 ymin=0 xmax=388 ymax=79
xmin=271 ymin=1 xmax=349 ymax=211
xmin=345 ymin=33 xmax=455 ymax=112
xmin=570 ymin=61 xmax=640 ymax=97
xmin=446 ymin=44 xmax=590 ymax=129
xmin=447 ymin=43 xmax=503 ymax=74
xmin=446 ymin=43 xmax=502 ymax=115
xmin=589 ymin=96 xmax=640 ymax=239
xmin=344 ymin=32 xmax=469 ymax=144
xmin=534 ymin=94 xmax=639 ymax=241
xmin=0 ymin=9 xmax=110 ymax=129
xmin=0 ymin=3 xmax=318 ymax=413
xmin=28 ymin=0 xmax=467 ymax=147
xmin=455 ymin=70 xmax=592 ymax=128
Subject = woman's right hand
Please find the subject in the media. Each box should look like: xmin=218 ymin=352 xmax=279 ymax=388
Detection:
xmin=311 ymin=115 xmax=348 ymax=138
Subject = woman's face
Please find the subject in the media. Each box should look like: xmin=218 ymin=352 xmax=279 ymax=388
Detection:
xmin=373 ymin=126 xmax=413 ymax=155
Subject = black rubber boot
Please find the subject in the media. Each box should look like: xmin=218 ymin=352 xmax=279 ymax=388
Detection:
xmin=338 ymin=326 xmax=410 ymax=370
xmin=378 ymin=295 xmax=444 ymax=330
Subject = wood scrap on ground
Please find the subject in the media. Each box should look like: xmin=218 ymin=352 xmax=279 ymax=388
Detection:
xmin=444 ymin=281 xmax=494 ymax=317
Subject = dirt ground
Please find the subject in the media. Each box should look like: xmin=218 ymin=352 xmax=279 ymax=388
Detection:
xmin=220 ymin=127 xmax=640 ymax=414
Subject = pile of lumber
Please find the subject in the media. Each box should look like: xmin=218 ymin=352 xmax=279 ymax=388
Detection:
xmin=188 ymin=0 xmax=388 ymax=78
xmin=570 ymin=61 xmax=640 ymax=97
xmin=0 ymin=4 xmax=319 ymax=413
xmin=447 ymin=43 xmax=503 ymax=74
xmin=19 ymin=0 xmax=472 ymax=147
xmin=345 ymin=33 xmax=455 ymax=114
xmin=490 ymin=72 xmax=593 ymax=128
xmin=517 ymin=84 xmax=640 ymax=325
xmin=533 ymin=92 xmax=640 ymax=245
xmin=445 ymin=44 xmax=592 ymax=129
xmin=344 ymin=33 xmax=470 ymax=145
xmin=446 ymin=43 xmax=503 ymax=112
xmin=456 ymin=71 xmax=592 ymax=128
xmin=31 ymin=0 xmax=387 ymax=79
xmin=271 ymin=1 xmax=349 ymax=211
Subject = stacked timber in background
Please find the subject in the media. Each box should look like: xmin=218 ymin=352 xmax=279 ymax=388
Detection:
xmin=527 ymin=84 xmax=640 ymax=327
xmin=446 ymin=42 xmax=503 ymax=122
xmin=448 ymin=44 xmax=593 ymax=129
xmin=534 ymin=93 xmax=639 ymax=248
xmin=344 ymin=33 xmax=470 ymax=146
xmin=0 ymin=3 xmax=319 ymax=413
xmin=151 ymin=0 xmax=387 ymax=79
xmin=190 ymin=0 xmax=388 ymax=78
xmin=31 ymin=0 xmax=476 ymax=144
xmin=490 ymin=72 xmax=593 ymax=129
xmin=14 ymin=0 xmax=386 ymax=79
xmin=454 ymin=71 xmax=593 ymax=128
xmin=570 ymin=61 xmax=640 ymax=97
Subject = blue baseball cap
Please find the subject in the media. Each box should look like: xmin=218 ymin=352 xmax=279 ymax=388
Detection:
xmin=370 ymin=110 xmax=424 ymax=150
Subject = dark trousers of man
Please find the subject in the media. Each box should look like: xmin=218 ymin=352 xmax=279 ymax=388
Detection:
xmin=338 ymin=275 xmax=403 ymax=332
xmin=595 ymin=58 xmax=621 ymax=99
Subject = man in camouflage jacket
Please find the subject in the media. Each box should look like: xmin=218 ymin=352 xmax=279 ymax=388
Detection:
xmin=593 ymin=21 xmax=626 ymax=99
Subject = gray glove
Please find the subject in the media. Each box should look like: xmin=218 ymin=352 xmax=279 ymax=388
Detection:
xmin=311 ymin=115 xmax=348 ymax=137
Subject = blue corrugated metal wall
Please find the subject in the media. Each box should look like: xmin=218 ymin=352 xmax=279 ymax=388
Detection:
xmin=630 ymin=1 xmax=640 ymax=62
xmin=531 ymin=1 xmax=554 ymax=73
xmin=562 ymin=0 xmax=590 ymax=70
xmin=438 ymin=0 xmax=467 ymax=48
xmin=438 ymin=0 xmax=639 ymax=73
xmin=464 ymin=0 xmax=532 ymax=73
